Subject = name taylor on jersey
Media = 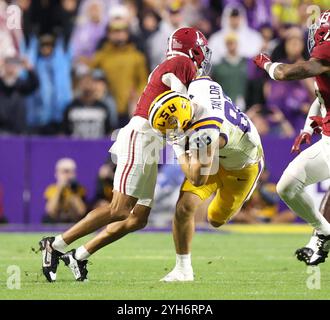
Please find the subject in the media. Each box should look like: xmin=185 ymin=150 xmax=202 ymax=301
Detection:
xmin=187 ymin=77 xmax=263 ymax=171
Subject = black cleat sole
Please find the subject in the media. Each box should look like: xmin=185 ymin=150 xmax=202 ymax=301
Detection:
xmin=295 ymin=247 xmax=313 ymax=265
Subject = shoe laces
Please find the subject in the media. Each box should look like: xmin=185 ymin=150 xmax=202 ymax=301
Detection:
xmin=316 ymin=235 xmax=330 ymax=252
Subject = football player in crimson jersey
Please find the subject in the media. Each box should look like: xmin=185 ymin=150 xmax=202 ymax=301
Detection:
xmin=39 ymin=27 xmax=212 ymax=282
xmin=254 ymin=10 xmax=330 ymax=265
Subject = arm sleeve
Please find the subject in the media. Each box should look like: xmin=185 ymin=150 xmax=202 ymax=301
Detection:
xmin=302 ymin=98 xmax=321 ymax=134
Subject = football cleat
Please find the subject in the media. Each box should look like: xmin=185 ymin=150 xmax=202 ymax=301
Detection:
xmin=39 ymin=237 xmax=63 ymax=282
xmin=295 ymin=247 xmax=314 ymax=265
xmin=61 ymin=249 xmax=88 ymax=281
xmin=308 ymin=234 xmax=330 ymax=266
xmin=160 ymin=267 xmax=194 ymax=282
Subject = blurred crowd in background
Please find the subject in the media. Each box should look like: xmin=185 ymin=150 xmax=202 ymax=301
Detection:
xmin=0 ymin=0 xmax=328 ymax=225
xmin=0 ymin=0 xmax=328 ymax=138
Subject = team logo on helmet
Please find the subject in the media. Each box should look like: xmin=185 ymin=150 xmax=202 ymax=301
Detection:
xmin=148 ymin=91 xmax=193 ymax=139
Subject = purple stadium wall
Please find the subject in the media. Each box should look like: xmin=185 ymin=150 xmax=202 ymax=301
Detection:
xmin=0 ymin=135 xmax=323 ymax=223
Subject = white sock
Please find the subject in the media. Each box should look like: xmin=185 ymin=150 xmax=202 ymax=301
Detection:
xmin=52 ymin=235 xmax=68 ymax=253
xmin=305 ymin=231 xmax=318 ymax=249
xmin=176 ymin=253 xmax=192 ymax=270
xmin=75 ymin=246 xmax=91 ymax=261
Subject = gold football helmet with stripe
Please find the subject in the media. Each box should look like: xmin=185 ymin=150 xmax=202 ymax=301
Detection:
xmin=148 ymin=91 xmax=193 ymax=139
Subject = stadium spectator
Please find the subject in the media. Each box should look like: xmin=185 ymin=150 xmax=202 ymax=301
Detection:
xmin=24 ymin=34 xmax=72 ymax=134
xmin=259 ymin=23 xmax=279 ymax=56
xmin=71 ymin=0 xmax=107 ymax=60
xmin=265 ymin=27 xmax=314 ymax=137
xmin=271 ymin=26 xmax=310 ymax=62
xmin=43 ymin=158 xmax=87 ymax=223
xmin=145 ymin=3 xmax=185 ymax=70
xmin=91 ymin=69 xmax=119 ymax=129
xmin=17 ymin=0 xmax=35 ymax=44
xmin=191 ymin=9 xmax=214 ymax=40
xmin=271 ymin=0 xmax=314 ymax=31
xmin=138 ymin=8 xmax=162 ymax=70
xmin=208 ymin=5 xmax=262 ymax=64
xmin=233 ymin=168 xmax=296 ymax=224
xmin=62 ymin=72 xmax=111 ymax=139
xmin=53 ymin=0 xmax=80 ymax=46
xmin=240 ymin=0 xmax=272 ymax=30
xmin=0 ymin=56 xmax=39 ymax=134
xmin=179 ymin=0 xmax=205 ymax=29
xmin=85 ymin=19 xmax=148 ymax=127
xmin=92 ymin=161 xmax=115 ymax=208
xmin=245 ymin=23 xmax=278 ymax=110
xmin=212 ymin=32 xmax=248 ymax=109
xmin=95 ymin=4 xmax=147 ymax=55
xmin=22 ymin=0 xmax=78 ymax=42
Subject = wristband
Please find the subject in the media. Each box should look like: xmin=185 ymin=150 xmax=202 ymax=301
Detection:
xmin=264 ymin=61 xmax=272 ymax=70
xmin=268 ymin=62 xmax=283 ymax=80
xmin=302 ymin=126 xmax=314 ymax=135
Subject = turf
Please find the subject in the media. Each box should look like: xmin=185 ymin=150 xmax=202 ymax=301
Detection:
xmin=0 ymin=231 xmax=329 ymax=300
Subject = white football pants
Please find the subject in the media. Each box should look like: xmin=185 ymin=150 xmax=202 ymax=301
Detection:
xmin=277 ymin=135 xmax=330 ymax=235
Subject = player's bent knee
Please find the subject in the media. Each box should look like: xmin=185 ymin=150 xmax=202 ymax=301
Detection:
xmin=207 ymin=206 xmax=230 ymax=228
xmin=175 ymin=201 xmax=196 ymax=222
xmin=208 ymin=219 xmax=224 ymax=228
xmin=128 ymin=215 xmax=149 ymax=232
xmin=276 ymin=172 xmax=301 ymax=202
xmin=108 ymin=206 xmax=130 ymax=221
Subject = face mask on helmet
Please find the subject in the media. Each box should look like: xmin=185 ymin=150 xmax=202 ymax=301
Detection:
xmin=308 ymin=11 xmax=330 ymax=54
xmin=148 ymin=91 xmax=193 ymax=140
xmin=308 ymin=21 xmax=319 ymax=54
xmin=199 ymin=46 xmax=212 ymax=76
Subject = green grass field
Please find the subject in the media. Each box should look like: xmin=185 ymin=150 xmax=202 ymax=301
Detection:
xmin=0 ymin=229 xmax=329 ymax=300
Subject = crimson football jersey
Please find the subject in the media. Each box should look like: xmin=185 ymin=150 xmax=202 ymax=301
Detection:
xmin=134 ymin=55 xmax=196 ymax=119
xmin=311 ymin=41 xmax=330 ymax=112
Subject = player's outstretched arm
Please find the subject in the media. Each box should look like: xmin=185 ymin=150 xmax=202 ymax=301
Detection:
xmin=254 ymin=53 xmax=330 ymax=80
